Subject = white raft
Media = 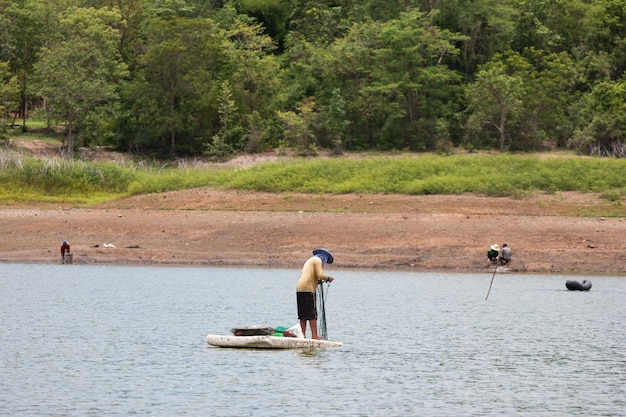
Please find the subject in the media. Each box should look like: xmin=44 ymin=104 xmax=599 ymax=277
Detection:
xmin=206 ymin=334 xmax=343 ymax=349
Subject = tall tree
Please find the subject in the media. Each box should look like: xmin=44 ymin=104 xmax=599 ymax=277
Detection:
xmin=465 ymin=49 xmax=580 ymax=151
xmin=513 ymin=48 xmax=580 ymax=149
xmin=430 ymin=0 xmax=516 ymax=75
xmin=570 ymin=77 xmax=626 ymax=156
xmin=87 ymin=0 xmax=145 ymax=66
xmin=511 ymin=0 xmax=589 ymax=53
xmin=223 ymin=17 xmax=281 ymax=151
xmin=33 ymin=7 xmax=128 ymax=155
xmin=465 ymin=61 xmax=523 ymax=151
xmin=310 ymin=9 xmax=465 ymax=150
xmin=0 ymin=0 xmax=53 ymax=131
xmin=287 ymin=0 xmax=354 ymax=46
xmin=125 ymin=17 xmax=226 ymax=156
xmin=225 ymin=18 xmax=280 ymax=115
xmin=583 ymin=0 xmax=626 ymax=80
xmin=0 ymin=61 xmax=19 ymax=125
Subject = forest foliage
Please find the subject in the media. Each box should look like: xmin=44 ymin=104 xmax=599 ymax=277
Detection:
xmin=1 ymin=0 xmax=626 ymax=159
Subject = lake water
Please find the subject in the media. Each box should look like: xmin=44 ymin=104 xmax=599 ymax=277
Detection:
xmin=1 ymin=263 xmax=624 ymax=416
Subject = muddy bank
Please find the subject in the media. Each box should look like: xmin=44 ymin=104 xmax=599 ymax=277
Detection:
xmin=1 ymin=191 xmax=624 ymax=275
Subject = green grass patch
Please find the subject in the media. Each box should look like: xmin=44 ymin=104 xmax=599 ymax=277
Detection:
xmin=1 ymin=152 xmax=625 ymax=207
xmin=215 ymin=154 xmax=626 ymax=196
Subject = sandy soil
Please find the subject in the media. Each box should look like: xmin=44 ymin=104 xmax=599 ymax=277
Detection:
xmin=1 ymin=140 xmax=625 ymax=275
xmin=1 ymin=190 xmax=624 ymax=275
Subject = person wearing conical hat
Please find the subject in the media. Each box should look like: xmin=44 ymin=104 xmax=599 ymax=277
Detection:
xmin=296 ymin=248 xmax=335 ymax=340
xmin=487 ymin=244 xmax=500 ymax=265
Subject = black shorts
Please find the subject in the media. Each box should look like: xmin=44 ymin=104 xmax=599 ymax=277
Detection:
xmin=297 ymin=292 xmax=317 ymax=320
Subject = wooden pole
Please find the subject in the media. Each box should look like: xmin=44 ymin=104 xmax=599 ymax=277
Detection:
xmin=485 ymin=264 xmax=498 ymax=300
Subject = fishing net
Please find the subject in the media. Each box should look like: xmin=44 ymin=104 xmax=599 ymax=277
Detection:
xmin=317 ymin=280 xmax=329 ymax=340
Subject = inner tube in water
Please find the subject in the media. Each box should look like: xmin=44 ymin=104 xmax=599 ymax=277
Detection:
xmin=565 ymin=279 xmax=592 ymax=291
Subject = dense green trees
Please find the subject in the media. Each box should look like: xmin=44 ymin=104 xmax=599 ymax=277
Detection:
xmin=0 ymin=0 xmax=50 ymax=130
xmin=570 ymin=76 xmax=626 ymax=157
xmin=1 ymin=0 xmax=625 ymax=157
xmin=304 ymin=10 xmax=465 ymax=151
xmin=123 ymin=17 xmax=225 ymax=155
xmin=33 ymin=7 xmax=128 ymax=154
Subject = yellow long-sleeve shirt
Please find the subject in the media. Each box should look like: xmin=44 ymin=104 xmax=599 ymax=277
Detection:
xmin=296 ymin=256 xmax=330 ymax=293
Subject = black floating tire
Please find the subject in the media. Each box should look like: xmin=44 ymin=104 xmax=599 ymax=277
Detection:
xmin=566 ymin=279 xmax=592 ymax=291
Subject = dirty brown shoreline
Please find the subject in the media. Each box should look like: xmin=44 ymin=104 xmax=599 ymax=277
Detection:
xmin=1 ymin=190 xmax=625 ymax=275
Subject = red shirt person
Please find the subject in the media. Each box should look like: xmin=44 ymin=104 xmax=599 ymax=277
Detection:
xmin=60 ymin=240 xmax=70 ymax=257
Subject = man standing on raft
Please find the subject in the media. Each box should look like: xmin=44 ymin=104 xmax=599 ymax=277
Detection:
xmin=296 ymin=248 xmax=335 ymax=340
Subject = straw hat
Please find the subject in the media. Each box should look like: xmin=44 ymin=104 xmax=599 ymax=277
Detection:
xmin=490 ymin=244 xmax=500 ymax=251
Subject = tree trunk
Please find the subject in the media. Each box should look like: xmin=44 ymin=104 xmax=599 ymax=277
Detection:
xmin=20 ymin=90 xmax=27 ymax=133
xmin=499 ymin=104 xmax=506 ymax=152
xmin=65 ymin=117 xmax=74 ymax=159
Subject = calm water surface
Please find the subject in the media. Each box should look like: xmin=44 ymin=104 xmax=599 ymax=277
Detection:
xmin=1 ymin=263 xmax=625 ymax=416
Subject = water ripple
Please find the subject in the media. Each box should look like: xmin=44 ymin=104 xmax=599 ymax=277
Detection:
xmin=1 ymin=266 xmax=624 ymax=416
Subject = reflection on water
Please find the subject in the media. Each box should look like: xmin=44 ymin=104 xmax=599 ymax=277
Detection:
xmin=1 ymin=263 xmax=625 ymax=416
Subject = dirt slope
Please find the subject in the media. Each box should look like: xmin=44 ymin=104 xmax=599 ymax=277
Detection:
xmin=1 ymin=190 xmax=624 ymax=274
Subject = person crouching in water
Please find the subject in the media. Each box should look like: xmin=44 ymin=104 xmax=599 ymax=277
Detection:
xmin=60 ymin=240 xmax=71 ymax=263
xmin=487 ymin=244 xmax=500 ymax=265
xmin=296 ymin=248 xmax=335 ymax=340
xmin=499 ymin=243 xmax=512 ymax=265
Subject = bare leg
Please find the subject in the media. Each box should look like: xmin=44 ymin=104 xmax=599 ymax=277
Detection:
xmin=310 ymin=320 xmax=321 ymax=340
xmin=300 ymin=320 xmax=307 ymax=338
